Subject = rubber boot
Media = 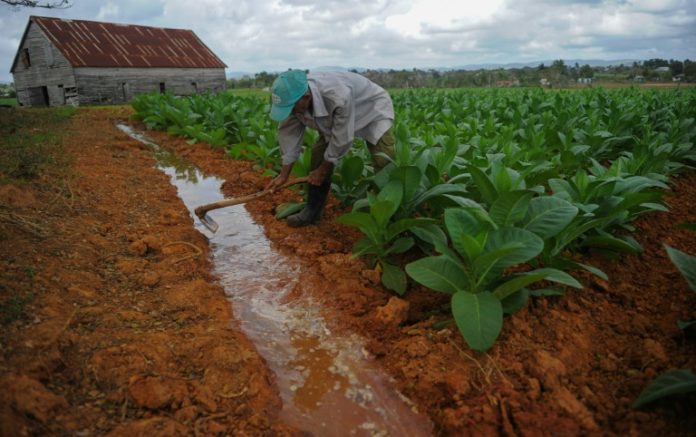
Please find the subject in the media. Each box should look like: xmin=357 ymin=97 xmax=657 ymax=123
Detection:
xmin=287 ymin=170 xmax=333 ymax=227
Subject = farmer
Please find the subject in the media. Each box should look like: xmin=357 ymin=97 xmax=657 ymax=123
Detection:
xmin=265 ymin=69 xmax=395 ymax=227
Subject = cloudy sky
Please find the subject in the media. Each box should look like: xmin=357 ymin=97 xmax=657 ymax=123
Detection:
xmin=1 ymin=0 xmax=695 ymax=82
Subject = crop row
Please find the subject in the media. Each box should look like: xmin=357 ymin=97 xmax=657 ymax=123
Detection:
xmin=132 ymin=87 xmax=696 ymax=353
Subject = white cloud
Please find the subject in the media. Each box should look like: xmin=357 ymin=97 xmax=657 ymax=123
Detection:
xmin=96 ymin=3 xmax=120 ymax=21
xmin=385 ymin=0 xmax=505 ymax=37
xmin=0 ymin=0 xmax=695 ymax=83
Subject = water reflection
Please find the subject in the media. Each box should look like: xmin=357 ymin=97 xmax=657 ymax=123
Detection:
xmin=116 ymin=124 xmax=433 ymax=436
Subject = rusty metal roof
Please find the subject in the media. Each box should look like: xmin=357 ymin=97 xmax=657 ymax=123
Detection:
xmin=30 ymin=16 xmax=227 ymax=69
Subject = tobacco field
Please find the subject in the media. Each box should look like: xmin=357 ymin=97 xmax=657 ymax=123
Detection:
xmin=1 ymin=86 xmax=695 ymax=435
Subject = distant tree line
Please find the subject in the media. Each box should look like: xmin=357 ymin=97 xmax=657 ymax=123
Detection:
xmin=227 ymin=58 xmax=696 ymax=90
xmin=0 ymin=83 xmax=16 ymax=97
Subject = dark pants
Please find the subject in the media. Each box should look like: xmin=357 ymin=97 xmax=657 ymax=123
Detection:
xmin=310 ymin=129 xmax=396 ymax=171
xmin=289 ymin=129 xmax=395 ymax=226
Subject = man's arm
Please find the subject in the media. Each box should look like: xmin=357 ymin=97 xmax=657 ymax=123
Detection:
xmin=278 ymin=116 xmax=306 ymax=166
xmin=265 ymin=115 xmax=307 ymax=191
xmin=265 ymin=163 xmax=294 ymax=191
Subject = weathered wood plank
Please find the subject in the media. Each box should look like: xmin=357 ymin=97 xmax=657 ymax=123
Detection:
xmin=12 ymin=21 xmax=227 ymax=107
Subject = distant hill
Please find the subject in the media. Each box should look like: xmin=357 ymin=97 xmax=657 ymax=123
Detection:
xmin=226 ymin=60 xmax=641 ymax=78
xmin=449 ymin=59 xmax=640 ymax=70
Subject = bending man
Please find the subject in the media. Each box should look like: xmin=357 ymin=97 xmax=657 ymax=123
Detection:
xmin=265 ymin=69 xmax=395 ymax=227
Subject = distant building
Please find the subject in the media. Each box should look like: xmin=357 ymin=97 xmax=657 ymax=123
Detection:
xmin=633 ymin=75 xmax=645 ymax=83
xmin=577 ymin=77 xmax=593 ymax=85
xmin=11 ymin=16 xmax=227 ymax=107
xmin=655 ymin=66 xmax=670 ymax=73
xmin=540 ymin=78 xmax=550 ymax=87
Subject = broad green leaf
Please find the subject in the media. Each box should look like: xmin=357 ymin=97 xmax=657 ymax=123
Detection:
xmin=451 ymin=291 xmax=503 ymax=352
xmin=412 ymin=183 xmax=468 ymax=206
xmin=405 ymin=256 xmax=468 ymax=294
xmin=492 ymin=165 xmax=515 ymax=193
xmin=664 ymin=245 xmax=696 ymax=292
xmin=336 ymin=212 xmax=378 ymax=242
xmin=445 ymin=208 xmax=485 ymax=259
xmin=386 ymin=217 xmax=436 ymax=241
xmin=493 ymin=273 xmax=548 ymax=300
xmin=524 ymin=196 xmax=579 ymax=239
xmin=490 ymin=190 xmax=534 ymax=227
xmin=377 ymin=179 xmax=404 ymax=205
xmin=617 ymin=175 xmax=668 ymax=193
xmin=386 ymin=237 xmax=414 ymax=255
xmin=337 ymin=211 xmax=376 ymax=232
xmin=275 ymin=202 xmax=305 ymax=219
xmin=526 ymin=268 xmax=582 ymax=289
xmin=340 ymin=156 xmax=364 ymax=183
xmin=455 ymin=234 xmax=485 ymax=264
xmin=443 ymin=208 xmax=486 ymax=235
xmin=553 ymin=217 xmax=610 ymax=255
xmin=561 ymin=261 xmax=609 ymax=281
xmin=468 ymin=166 xmax=497 ymax=205
xmin=640 ymin=203 xmax=669 ymax=213
xmin=501 ymin=289 xmax=529 ymax=314
xmin=632 ymin=369 xmax=696 ymax=408
xmin=472 ymin=244 xmax=524 ymax=282
xmin=485 ymin=228 xmax=544 ymax=268
xmin=390 ymin=166 xmax=422 ymax=201
xmin=410 ymin=225 xmax=462 ymax=263
xmin=381 ymin=262 xmax=407 ymax=295
xmin=410 ymin=223 xmax=448 ymax=249
xmin=371 ymin=200 xmax=397 ymax=228
xmin=351 ymin=238 xmax=380 ymax=258
xmin=442 ymin=195 xmax=486 ymax=211
xmin=582 ymin=235 xmax=642 ymax=254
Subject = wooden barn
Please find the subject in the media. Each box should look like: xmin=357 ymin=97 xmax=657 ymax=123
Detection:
xmin=10 ymin=16 xmax=227 ymax=107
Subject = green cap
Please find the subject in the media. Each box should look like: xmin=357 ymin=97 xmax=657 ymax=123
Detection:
xmin=270 ymin=69 xmax=308 ymax=121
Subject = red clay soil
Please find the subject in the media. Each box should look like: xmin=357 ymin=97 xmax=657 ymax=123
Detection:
xmin=2 ymin=106 xmax=695 ymax=436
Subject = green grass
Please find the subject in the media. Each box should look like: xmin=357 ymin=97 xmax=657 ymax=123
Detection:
xmin=0 ymin=106 xmax=76 ymax=183
xmin=0 ymin=97 xmax=17 ymax=106
xmin=224 ymin=88 xmax=269 ymax=98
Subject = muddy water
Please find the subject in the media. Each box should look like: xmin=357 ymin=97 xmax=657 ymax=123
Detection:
xmin=117 ymin=125 xmax=432 ymax=436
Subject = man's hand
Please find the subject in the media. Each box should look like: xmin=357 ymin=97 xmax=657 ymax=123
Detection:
xmin=308 ymin=160 xmax=334 ymax=186
xmin=265 ymin=164 xmax=293 ymax=192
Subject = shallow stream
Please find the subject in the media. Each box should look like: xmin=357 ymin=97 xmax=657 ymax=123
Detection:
xmin=117 ymin=124 xmax=432 ymax=436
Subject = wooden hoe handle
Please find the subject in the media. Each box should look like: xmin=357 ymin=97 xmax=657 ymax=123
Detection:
xmin=194 ymin=176 xmax=309 ymax=218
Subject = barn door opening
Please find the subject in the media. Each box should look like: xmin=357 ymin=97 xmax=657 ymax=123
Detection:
xmin=159 ymin=82 xmax=166 ymax=93
xmin=41 ymin=86 xmax=49 ymax=106
xmin=27 ymin=86 xmax=49 ymax=107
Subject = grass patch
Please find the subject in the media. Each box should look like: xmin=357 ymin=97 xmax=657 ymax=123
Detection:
xmin=0 ymin=97 xmax=17 ymax=107
xmin=225 ymin=88 xmax=269 ymax=98
xmin=0 ymin=106 xmax=76 ymax=183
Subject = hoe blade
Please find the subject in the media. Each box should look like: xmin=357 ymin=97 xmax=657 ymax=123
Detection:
xmin=199 ymin=213 xmax=219 ymax=233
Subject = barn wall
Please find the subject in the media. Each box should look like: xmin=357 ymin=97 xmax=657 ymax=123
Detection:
xmin=73 ymin=68 xmax=227 ymax=105
xmin=11 ymin=22 xmax=76 ymax=107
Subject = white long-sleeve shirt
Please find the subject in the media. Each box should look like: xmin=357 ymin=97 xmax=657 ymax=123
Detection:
xmin=277 ymin=71 xmax=394 ymax=165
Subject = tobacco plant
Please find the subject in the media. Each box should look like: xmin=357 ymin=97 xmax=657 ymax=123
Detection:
xmin=406 ymin=206 xmax=582 ymax=352
xmin=337 ymin=179 xmax=435 ymax=294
